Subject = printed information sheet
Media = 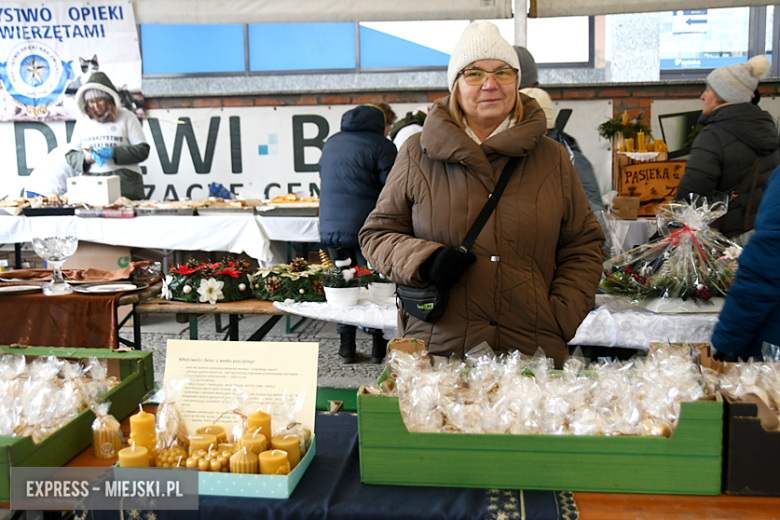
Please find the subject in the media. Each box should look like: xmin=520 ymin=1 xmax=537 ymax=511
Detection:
xmin=164 ymin=340 xmax=319 ymax=433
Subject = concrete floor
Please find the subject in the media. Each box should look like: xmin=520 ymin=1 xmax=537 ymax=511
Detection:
xmin=118 ymin=313 xmax=386 ymax=389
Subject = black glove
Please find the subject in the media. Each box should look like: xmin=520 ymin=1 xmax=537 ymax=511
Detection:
xmin=418 ymin=247 xmax=476 ymax=290
xmin=712 ymin=349 xmax=738 ymax=363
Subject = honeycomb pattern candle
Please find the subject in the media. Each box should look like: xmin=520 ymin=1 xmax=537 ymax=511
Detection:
xmin=229 ymin=447 xmax=259 ymax=474
xmin=196 ymin=425 xmax=227 ymax=444
xmin=259 ymin=449 xmax=290 ymax=475
xmin=129 ymin=405 xmax=157 ymax=466
xmin=270 ymin=434 xmax=302 ymax=469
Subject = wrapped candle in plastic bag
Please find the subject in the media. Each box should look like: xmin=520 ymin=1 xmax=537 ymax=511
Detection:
xmin=0 ymin=355 xmax=27 ymax=436
xmin=146 ymin=379 xmax=190 ymax=452
xmin=601 ymin=196 xmax=741 ymax=305
xmin=272 ymin=391 xmax=310 ymax=454
xmin=92 ymin=401 xmax=123 ymax=458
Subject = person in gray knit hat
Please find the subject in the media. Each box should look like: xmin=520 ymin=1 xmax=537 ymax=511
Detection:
xmin=513 ymin=45 xmax=538 ymax=89
xmin=359 ymin=22 xmax=604 ymax=368
xmin=675 ymin=55 xmax=779 ymax=242
xmin=65 ymin=72 xmax=149 ymax=200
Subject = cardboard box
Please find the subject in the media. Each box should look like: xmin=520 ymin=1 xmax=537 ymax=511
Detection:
xmin=63 ymin=241 xmax=132 ymax=272
xmin=67 ymin=176 xmax=121 ymax=207
xmin=358 ymin=341 xmax=723 ymax=495
xmin=0 ymin=346 xmax=154 ymax=502
xmin=694 ymin=344 xmax=780 ymax=496
xmin=611 ymin=196 xmax=640 ymax=220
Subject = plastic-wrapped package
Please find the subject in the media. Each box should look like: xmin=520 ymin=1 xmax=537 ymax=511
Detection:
xmin=17 ymin=356 xmax=65 ymax=442
xmin=271 ymin=391 xmax=310 ymax=454
xmin=601 ymin=197 xmax=740 ymax=305
xmin=147 ymin=379 xmax=190 ymax=452
xmin=91 ymin=401 xmax=122 ymax=458
xmin=387 ymin=343 xmax=708 ymax=437
xmin=0 ymin=355 xmax=27 ymax=436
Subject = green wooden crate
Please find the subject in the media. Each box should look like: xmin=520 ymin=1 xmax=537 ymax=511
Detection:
xmin=0 ymin=346 xmax=154 ymax=503
xmin=358 ymin=393 xmax=723 ymax=495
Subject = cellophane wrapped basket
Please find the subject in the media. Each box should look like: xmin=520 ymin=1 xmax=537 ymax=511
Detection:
xmin=600 ymin=196 xmax=742 ymax=305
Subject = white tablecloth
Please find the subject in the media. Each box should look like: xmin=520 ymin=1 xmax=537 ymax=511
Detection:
xmin=275 ymin=292 xmax=720 ymax=350
xmin=256 ymin=216 xmax=319 ymax=242
xmin=0 ymin=214 xmax=274 ymax=262
xmin=273 ymin=288 xmax=396 ymax=330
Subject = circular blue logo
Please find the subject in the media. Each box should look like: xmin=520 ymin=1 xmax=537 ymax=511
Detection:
xmin=20 ymin=54 xmax=50 ymax=87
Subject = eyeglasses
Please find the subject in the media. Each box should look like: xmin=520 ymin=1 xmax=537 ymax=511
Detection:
xmin=459 ymin=67 xmax=518 ymax=86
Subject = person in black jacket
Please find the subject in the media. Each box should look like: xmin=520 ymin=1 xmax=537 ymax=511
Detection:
xmin=318 ymin=103 xmax=398 ymax=364
xmin=674 ymin=55 xmax=779 ymax=243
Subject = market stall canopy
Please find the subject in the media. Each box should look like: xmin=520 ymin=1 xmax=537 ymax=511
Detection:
xmin=127 ymin=0 xmax=512 ymax=23
xmin=530 ymin=0 xmax=772 ymax=17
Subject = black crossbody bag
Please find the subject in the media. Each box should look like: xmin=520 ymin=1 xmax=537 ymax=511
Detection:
xmin=396 ymin=156 xmax=521 ymax=323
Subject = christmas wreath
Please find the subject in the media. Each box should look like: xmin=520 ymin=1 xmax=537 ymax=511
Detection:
xmin=597 ymin=110 xmax=652 ymax=140
xmin=251 ymin=256 xmax=327 ymax=302
xmin=161 ymin=257 xmax=253 ymax=304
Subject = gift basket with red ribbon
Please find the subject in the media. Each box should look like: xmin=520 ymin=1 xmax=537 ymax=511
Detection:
xmin=600 ymin=196 xmax=742 ymax=306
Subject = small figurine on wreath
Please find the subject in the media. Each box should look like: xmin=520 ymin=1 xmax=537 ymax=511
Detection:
xmin=161 ymin=256 xmax=253 ymax=304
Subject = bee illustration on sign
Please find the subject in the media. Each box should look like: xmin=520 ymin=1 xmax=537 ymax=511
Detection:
xmin=0 ymin=41 xmax=74 ymax=118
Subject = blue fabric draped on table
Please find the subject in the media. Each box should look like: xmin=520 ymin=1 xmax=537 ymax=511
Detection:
xmin=81 ymin=412 xmax=578 ymax=520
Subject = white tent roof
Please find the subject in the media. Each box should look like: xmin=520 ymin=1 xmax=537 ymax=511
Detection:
xmin=131 ymin=0 xmax=513 ymax=23
xmin=531 ymin=0 xmax=773 ymax=17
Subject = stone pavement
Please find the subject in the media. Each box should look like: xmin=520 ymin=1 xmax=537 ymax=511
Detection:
xmin=119 ymin=313 xmax=386 ymax=390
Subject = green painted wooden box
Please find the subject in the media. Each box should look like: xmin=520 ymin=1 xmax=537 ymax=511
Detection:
xmin=0 ymin=346 xmax=154 ymax=503
xmin=358 ymin=393 xmax=723 ymax=495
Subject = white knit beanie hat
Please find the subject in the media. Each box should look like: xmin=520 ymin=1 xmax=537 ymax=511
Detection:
xmin=706 ymin=55 xmax=770 ymax=104
xmin=521 ymin=88 xmax=555 ymax=129
xmin=447 ymin=22 xmax=520 ymax=92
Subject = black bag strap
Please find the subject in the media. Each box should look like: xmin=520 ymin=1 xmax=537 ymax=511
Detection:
xmin=459 ymin=156 xmax=521 ymax=253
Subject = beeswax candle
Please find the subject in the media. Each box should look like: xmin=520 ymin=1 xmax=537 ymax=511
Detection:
xmin=239 ymin=431 xmax=267 ymax=455
xmin=271 ymin=434 xmax=302 ymax=469
xmin=259 ymin=449 xmax=290 ymax=475
xmin=129 ymin=406 xmax=157 ymax=466
xmin=188 ymin=434 xmax=217 ymax=455
xmin=197 ymin=425 xmax=227 ymax=444
xmin=229 ymin=447 xmax=259 ymax=474
xmin=118 ymin=444 xmax=149 ymax=468
xmin=247 ymin=410 xmax=271 ymax=440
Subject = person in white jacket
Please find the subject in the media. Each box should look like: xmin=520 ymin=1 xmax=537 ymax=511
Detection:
xmin=65 ymin=72 xmax=149 ymax=200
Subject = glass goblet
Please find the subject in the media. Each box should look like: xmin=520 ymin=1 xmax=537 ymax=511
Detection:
xmin=31 ymin=236 xmax=79 ymax=296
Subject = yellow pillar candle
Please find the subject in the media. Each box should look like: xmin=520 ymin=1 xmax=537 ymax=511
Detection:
xmin=637 ymin=131 xmax=646 ymax=152
xmin=626 ymin=138 xmax=634 ymax=152
xmin=239 ymin=432 xmax=268 ymax=456
xmin=621 ymin=110 xmax=630 ymax=126
xmin=129 ymin=407 xmax=157 ymax=466
xmin=229 ymin=447 xmax=259 ymax=474
xmin=270 ymin=434 xmax=302 ymax=469
xmin=259 ymin=449 xmax=291 ymax=475
xmin=247 ymin=410 xmax=272 ymax=440
xmin=188 ymin=434 xmax=217 ymax=455
xmin=118 ymin=444 xmax=149 ymax=468
xmin=196 ymin=425 xmax=227 ymax=444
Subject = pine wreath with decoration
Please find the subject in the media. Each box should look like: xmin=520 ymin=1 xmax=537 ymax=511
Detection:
xmin=251 ymin=257 xmax=327 ymax=302
xmin=161 ymin=256 xmax=253 ymax=304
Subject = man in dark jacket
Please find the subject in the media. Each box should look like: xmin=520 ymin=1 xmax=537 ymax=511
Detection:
xmin=318 ymin=103 xmax=397 ymax=364
xmin=675 ymin=56 xmax=779 ymax=242
xmin=712 ymin=166 xmax=780 ymax=360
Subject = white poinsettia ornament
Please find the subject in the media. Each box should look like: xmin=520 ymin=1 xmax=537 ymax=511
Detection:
xmin=198 ymin=278 xmax=225 ymax=304
xmin=161 ymin=275 xmax=173 ymax=300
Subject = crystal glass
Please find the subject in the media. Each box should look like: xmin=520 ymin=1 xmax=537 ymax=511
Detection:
xmin=31 ymin=235 xmax=79 ymax=296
